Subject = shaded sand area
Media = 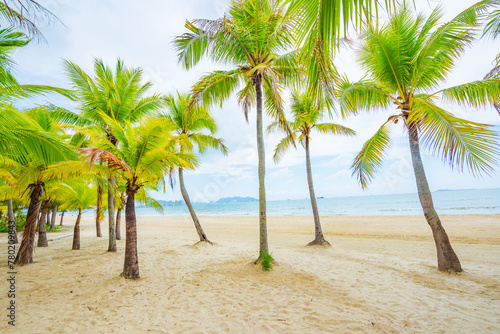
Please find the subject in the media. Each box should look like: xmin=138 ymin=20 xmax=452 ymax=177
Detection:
xmin=1 ymin=214 xmax=499 ymax=333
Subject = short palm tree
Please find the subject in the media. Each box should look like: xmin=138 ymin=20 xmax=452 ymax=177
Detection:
xmin=55 ymin=182 xmax=97 ymax=250
xmin=0 ymin=107 xmax=77 ymax=265
xmin=79 ymin=116 xmax=196 ymax=279
xmin=270 ymin=92 xmax=355 ymax=246
xmin=162 ymin=92 xmax=227 ymax=244
xmin=63 ymin=58 xmax=164 ymax=252
xmin=336 ymin=5 xmax=500 ymax=272
xmin=174 ymin=0 xmax=300 ymax=264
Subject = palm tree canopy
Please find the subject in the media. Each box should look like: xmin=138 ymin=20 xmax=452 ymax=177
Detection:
xmin=162 ymin=92 xmax=228 ymax=155
xmin=64 ymin=58 xmax=164 ymax=141
xmin=79 ymin=116 xmax=198 ymax=191
xmin=284 ymin=0 xmax=398 ymax=98
xmin=174 ymin=0 xmax=301 ymax=127
xmin=54 ymin=182 xmax=97 ymax=212
xmin=336 ymin=5 xmax=500 ymax=188
xmin=270 ymin=92 xmax=355 ymax=162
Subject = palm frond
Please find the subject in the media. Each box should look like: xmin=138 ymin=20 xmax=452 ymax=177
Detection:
xmin=409 ymin=98 xmax=499 ymax=175
xmin=351 ymin=124 xmax=392 ymax=189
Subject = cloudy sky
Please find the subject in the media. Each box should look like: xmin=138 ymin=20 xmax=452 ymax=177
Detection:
xmin=11 ymin=0 xmax=500 ymax=202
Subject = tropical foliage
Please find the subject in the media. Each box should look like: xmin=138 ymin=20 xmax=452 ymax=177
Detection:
xmin=161 ymin=92 xmax=227 ymax=243
xmin=174 ymin=0 xmax=300 ymax=265
xmin=336 ymin=5 xmax=500 ymax=271
xmin=270 ymin=92 xmax=355 ymax=246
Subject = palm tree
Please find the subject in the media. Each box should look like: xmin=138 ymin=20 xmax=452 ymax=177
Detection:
xmin=63 ymin=58 xmax=164 ymax=252
xmin=336 ymin=5 xmax=500 ymax=272
xmin=55 ymin=182 xmax=97 ymax=250
xmin=79 ymin=116 xmax=196 ymax=279
xmin=0 ymin=107 xmax=77 ymax=265
xmin=270 ymin=92 xmax=355 ymax=246
xmin=174 ymin=0 xmax=300 ymax=264
xmin=162 ymin=92 xmax=227 ymax=244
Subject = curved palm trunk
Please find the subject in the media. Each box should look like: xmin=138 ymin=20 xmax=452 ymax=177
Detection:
xmin=305 ymin=136 xmax=330 ymax=246
xmin=108 ymin=175 xmax=117 ymax=252
xmin=408 ymin=125 xmax=462 ymax=272
xmin=115 ymin=207 xmax=122 ymax=240
xmin=15 ymin=183 xmax=43 ymax=265
xmin=37 ymin=200 xmax=50 ymax=247
xmin=96 ymin=184 xmax=103 ymax=237
xmin=123 ymin=187 xmax=139 ymax=279
xmin=59 ymin=210 xmax=65 ymax=226
xmin=7 ymin=199 xmax=18 ymax=244
xmin=255 ymin=75 xmax=269 ymax=260
xmin=50 ymin=202 xmax=57 ymax=231
xmin=72 ymin=209 xmax=82 ymax=250
xmin=179 ymin=168 xmax=211 ymax=244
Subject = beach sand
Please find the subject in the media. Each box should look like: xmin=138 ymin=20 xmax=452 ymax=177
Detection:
xmin=1 ymin=214 xmax=499 ymax=333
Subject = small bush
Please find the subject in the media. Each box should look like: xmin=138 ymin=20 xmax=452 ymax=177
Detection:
xmin=0 ymin=212 xmax=26 ymax=233
xmin=259 ymin=251 xmax=274 ymax=271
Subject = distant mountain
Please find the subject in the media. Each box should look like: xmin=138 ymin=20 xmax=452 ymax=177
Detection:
xmin=216 ymin=196 xmax=258 ymax=204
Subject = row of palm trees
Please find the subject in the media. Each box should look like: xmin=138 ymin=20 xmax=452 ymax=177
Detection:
xmin=0 ymin=0 xmax=499 ymax=278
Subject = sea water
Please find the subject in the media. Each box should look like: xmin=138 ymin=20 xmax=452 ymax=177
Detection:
xmin=131 ymin=188 xmax=500 ymax=217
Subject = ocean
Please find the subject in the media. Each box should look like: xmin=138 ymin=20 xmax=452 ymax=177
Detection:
xmin=131 ymin=188 xmax=500 ymax=217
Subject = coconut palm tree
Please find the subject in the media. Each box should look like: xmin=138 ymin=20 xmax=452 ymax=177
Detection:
xmin=269 ymin=92 xmax=355 ymax=246
xmin=336 ymin=5 xmax=500 ymax=272
xmin=162 ymin=92 xmax=227 ymax=244
xmin=63 ymin=58 xmax=164 ymax=252
xmin=79 ymin=116 xmax=196 ymax=279
xmin=174 ymin=0 xmax=301 ymax=265
xmin=55 ymin=182 xmax=97 ymax=250
xmin=0 ymin=106 xmax=78 ymax=265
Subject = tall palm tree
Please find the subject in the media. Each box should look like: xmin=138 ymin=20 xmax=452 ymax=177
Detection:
xmin=336 ymin=5 xmax=500 ymax=272
xmin=55 ymin=182 xmax=97 ymax=250
xmin=162 ymin=92 xmax=227 ymax=244
xmin=174 ymin=0 xmax=300 ymax=264
xmin=270 ymin=92 xmax=355 ymax=246
xmin=63 ymin=58 xmax=164 ymax=252
xmin=79 ymin=116 xmax=196 ymax=279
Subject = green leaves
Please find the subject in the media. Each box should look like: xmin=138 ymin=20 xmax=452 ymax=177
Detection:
xmin=410 ymin=98 xmax=498 ymax=175
xmin=351 ymin=124 xmax=391 ymax=189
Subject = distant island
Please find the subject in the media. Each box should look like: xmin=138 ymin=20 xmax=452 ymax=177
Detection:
xmin=216 ymin=196 xmax=258 ymax=204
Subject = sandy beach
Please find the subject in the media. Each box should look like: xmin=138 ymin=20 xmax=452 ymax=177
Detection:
xmin=1 ymin=214 xmax=499 ymax=333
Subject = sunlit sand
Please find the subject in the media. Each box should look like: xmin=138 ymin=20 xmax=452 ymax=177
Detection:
xmin=1 ymin=214 xmax=499 ymax=333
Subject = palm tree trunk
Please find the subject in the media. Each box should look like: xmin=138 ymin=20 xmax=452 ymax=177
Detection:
xmin=179 ymin=168 xmax=211 ymax=243
xmin=254 ymin=75 xmax=269 ymax=260
xmin=305 ymin=136 xmax=330 ymax=246
xmin=408 ymin=125 xmax=462 ymax=272
xmin=72 ymin=209 xmax=82 ymax=250
xmin=115 ymin=207 xmax=122 ymax=240
xmin=50 ymin=202 xmax=57 ymax=231
xmin=123 ymin=187 xmax=139 ymax=279
xmin=108 ymin=175 xmax=117 ymax=252
xmin=96 ymin=184 xmax=103 ymax=237
xmin=37 ymin=200 xmax=50 ymax=247
xmin=15 ymin=183 xmax=43 ymax=265
xmin=46 ymin=210 xmax=51 ymax=227
xmin=59 ymin=210 xmax=65 ymax=226
xmin=7 ymin=199 xmax=18 ymax=244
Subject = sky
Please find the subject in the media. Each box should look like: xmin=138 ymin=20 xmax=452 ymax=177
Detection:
xmin=9 ymin=0 xmax=500 ymax=202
